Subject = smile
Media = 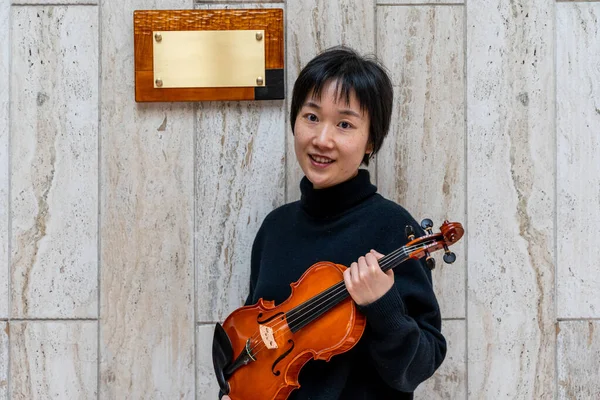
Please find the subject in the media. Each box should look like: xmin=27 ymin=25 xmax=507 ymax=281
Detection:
xmin=309 ymin=154 xmax=334 ymax=164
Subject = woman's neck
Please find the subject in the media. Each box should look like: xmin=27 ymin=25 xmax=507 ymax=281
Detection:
xmin=300 ymin=169 xmax=377 ymax=219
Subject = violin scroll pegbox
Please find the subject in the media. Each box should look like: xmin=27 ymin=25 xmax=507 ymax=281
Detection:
xmin=405 ymin=219 xmax=464 ymax=269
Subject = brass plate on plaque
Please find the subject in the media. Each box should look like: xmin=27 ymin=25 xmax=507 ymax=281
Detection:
xmin=133 ymin=9 xmax=284 ymax=102
xmin=153 ymin=30 xmax=265 ymax=88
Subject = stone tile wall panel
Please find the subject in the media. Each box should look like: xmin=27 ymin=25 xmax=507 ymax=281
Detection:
xmin=377 ymin=5 xmax=466 ymax=319
xmin=466 ymin=0 xmax=555 ymax=397
xmin=557 ymin=2 xmax=600 ymax=319
xmin=99 ymin=1 xmax=195 ymax=399
xmin=10 ymin=321 xmax=96 ymax=400
xmin=10 ymin=5 xmax=98 ymax=319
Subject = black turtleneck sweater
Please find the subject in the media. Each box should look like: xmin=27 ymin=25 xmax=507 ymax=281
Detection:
xmin=245 ymin=170 xmax=446 ymax=399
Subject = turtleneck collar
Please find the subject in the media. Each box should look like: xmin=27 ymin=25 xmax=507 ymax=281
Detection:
xmin=299 ymin=169 xmax=377 ymax=219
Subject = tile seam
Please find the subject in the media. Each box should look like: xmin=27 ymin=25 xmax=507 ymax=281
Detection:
xmin=195 ymin=0 xmax=284 ymax=3
xmin=9 ymin=318 xmax=100 ymax=322
xmin=96 ymin=2 xmax=102 ymax=400
xmin=193 ymin=3 xmax=199 ymax=399
xmin=557 ymin=318 xmax=600 ymax=321
xmin=10 ymin=3 xmax=98 ymax=6
xmin=7 ymin=3 xmax=12 ymax=399
xmin=463 ymin=0 xmax=469 ymax=397
xmin=553 ymin=2 xmax=559 ymax=400
xmin=377 ymin=3 xmax=464 ymax=6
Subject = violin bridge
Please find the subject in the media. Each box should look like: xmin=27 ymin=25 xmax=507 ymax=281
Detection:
xmin=259 ymin=325 xmax=278 ymax=349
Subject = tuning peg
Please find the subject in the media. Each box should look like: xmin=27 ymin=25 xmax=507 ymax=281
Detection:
xmin=405 ymin=225 xmax=415 ymax=241
xmin=420 ymin=218 xmax=434 ymax=234
xmin=443 ymin=244 xmax=456 ymax=264
xmin=443 ymin=252 xmax=456 ymax=264
xmin=424 ymin=250 xmax=436 ymax=270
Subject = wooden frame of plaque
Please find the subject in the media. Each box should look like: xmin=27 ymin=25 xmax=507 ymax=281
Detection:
xmin=134 ymin=9 xmax=284 ymax=102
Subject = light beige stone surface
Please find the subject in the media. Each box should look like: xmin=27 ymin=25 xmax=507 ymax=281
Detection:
xmin=415 ymin=319 xmax=465 ymax=399
xmin=0 ymin=0 xmax=9 ymax=319
xmin=377 ymin=5 xmax=465 ymax=319
xmin=10 ymin=321 xmax=96 ymax=400
xmin=286 ymin=0 xmax=376 ymax=202
xmin=0 ymin=322 xmax=7 ymax=399
xmin=197 ymin=324 xmax=220 ymax=399
xmin=466 ymin=0 xmax=555 ymax=398
xmin=557 ymin=3 xmax=600 ymax=319
xmin=195 ymin=100 xmax=285 ymax=322
xmin=99 ymin=1 xmax=195 ymax=399
xmin=10 ymin=6 xmax=98 ymax=319
xmin=557 ymin=321 xmax=600 ymax=399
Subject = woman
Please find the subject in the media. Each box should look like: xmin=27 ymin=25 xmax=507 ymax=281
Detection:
xmin=222 ymin=47 xmax=446 ymax=399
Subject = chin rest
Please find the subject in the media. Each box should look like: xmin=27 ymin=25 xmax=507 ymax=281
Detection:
xmin=213 ymin=323 xmax=233 ymax=395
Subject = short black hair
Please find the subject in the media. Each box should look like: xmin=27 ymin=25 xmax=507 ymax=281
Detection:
xmin=290 ymin=46 xmax=394 ymax=166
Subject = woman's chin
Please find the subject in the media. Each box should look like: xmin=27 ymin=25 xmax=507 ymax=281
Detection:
xmin=306 ymin=175 xmax=330 ymax=189
xmin=309 ymin=176 xmax=337 ymax=190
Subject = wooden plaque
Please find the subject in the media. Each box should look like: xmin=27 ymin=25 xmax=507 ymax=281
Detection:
xmin=134 ymin=9 xmax=285 ymax=102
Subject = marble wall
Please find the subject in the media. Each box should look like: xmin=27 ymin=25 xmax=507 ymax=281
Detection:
xmin=0 ymin=0 xmax=598 ymax=399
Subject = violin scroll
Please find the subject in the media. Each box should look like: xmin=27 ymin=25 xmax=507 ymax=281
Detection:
xmin=406 ymin=220 xmax=464 ymax=265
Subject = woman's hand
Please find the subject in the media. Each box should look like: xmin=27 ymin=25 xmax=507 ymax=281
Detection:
xmin=343 ymin=250 xmax=393 ymax=306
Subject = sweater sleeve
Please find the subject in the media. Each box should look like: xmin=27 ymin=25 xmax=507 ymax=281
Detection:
xmin=356 ymin=255 xmax=446 ymax=392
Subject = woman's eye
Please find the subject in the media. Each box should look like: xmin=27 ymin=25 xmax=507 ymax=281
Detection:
xmin=306 ymin=114 xmax=318 ymax=122
xmin=339 ymin=121 xmax=352 ymax=129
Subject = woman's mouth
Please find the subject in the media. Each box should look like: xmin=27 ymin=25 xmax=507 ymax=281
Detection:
xmin=309 ymin=154 xmax=334 ymax=165
xmin=308 ymin=154 xmax=334 ymax=168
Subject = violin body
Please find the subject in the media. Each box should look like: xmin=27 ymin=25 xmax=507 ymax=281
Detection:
xmin=216 ymin=261 xmax=366 ymax=400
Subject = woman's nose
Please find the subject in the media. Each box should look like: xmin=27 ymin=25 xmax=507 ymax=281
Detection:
xmin=313 ymin=124 xmax=335 ymax=148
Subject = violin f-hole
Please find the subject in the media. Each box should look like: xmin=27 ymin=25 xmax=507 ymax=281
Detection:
xmin=272 ymin=339 xmax=295 ymax=376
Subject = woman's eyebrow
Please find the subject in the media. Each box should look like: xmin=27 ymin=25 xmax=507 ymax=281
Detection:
xmin=338 ymin=109 xmax=361 ymax=118
xmin=303 ymin=101 xmax=321 ymax=109
xmin=302 ymin=101 xmax=362 ymax=119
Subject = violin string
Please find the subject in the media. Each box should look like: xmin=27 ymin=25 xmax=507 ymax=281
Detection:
xmin=247 ymin=240 xmax=434 ymax=356
xmin=247 ymin=240 xmax=431 ymax=356
xmin=247 ymin=242 xmax=427 ymax=357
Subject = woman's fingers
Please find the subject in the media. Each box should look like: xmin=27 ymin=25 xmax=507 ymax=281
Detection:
xmin=370 ymin=249 xmax=384 ymax=260
xmin=365 ymin=252 xmax=379 ymax=269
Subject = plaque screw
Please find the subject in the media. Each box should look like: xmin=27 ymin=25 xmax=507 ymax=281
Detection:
xmin=256 ymin=77 xmax=264 ymax=86
xmin=154 ymin=33 xmax=162 ymax=42
xmin=256 ymin=32 xmax=263 ymax=41
xmin=155 ymin=79 xmax=163 ymax=87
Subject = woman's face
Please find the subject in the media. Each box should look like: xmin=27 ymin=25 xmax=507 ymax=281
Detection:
xmin=294 ymin=80 xmax=372 ymax=189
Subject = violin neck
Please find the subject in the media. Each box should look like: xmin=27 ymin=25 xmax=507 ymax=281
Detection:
xmin=377 ymin=245 xmax=413 ymax=273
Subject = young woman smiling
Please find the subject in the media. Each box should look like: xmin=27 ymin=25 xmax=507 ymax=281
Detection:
xmin=220 ymin=47 xmax=446 ymax=400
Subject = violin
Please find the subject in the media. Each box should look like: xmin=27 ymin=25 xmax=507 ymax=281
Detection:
xmin=212 ymin=219 xmax=464 ymax=400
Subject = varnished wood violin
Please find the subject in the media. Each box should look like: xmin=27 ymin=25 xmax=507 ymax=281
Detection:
xmin=213 ymin=219 xmax=464 ymax=399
